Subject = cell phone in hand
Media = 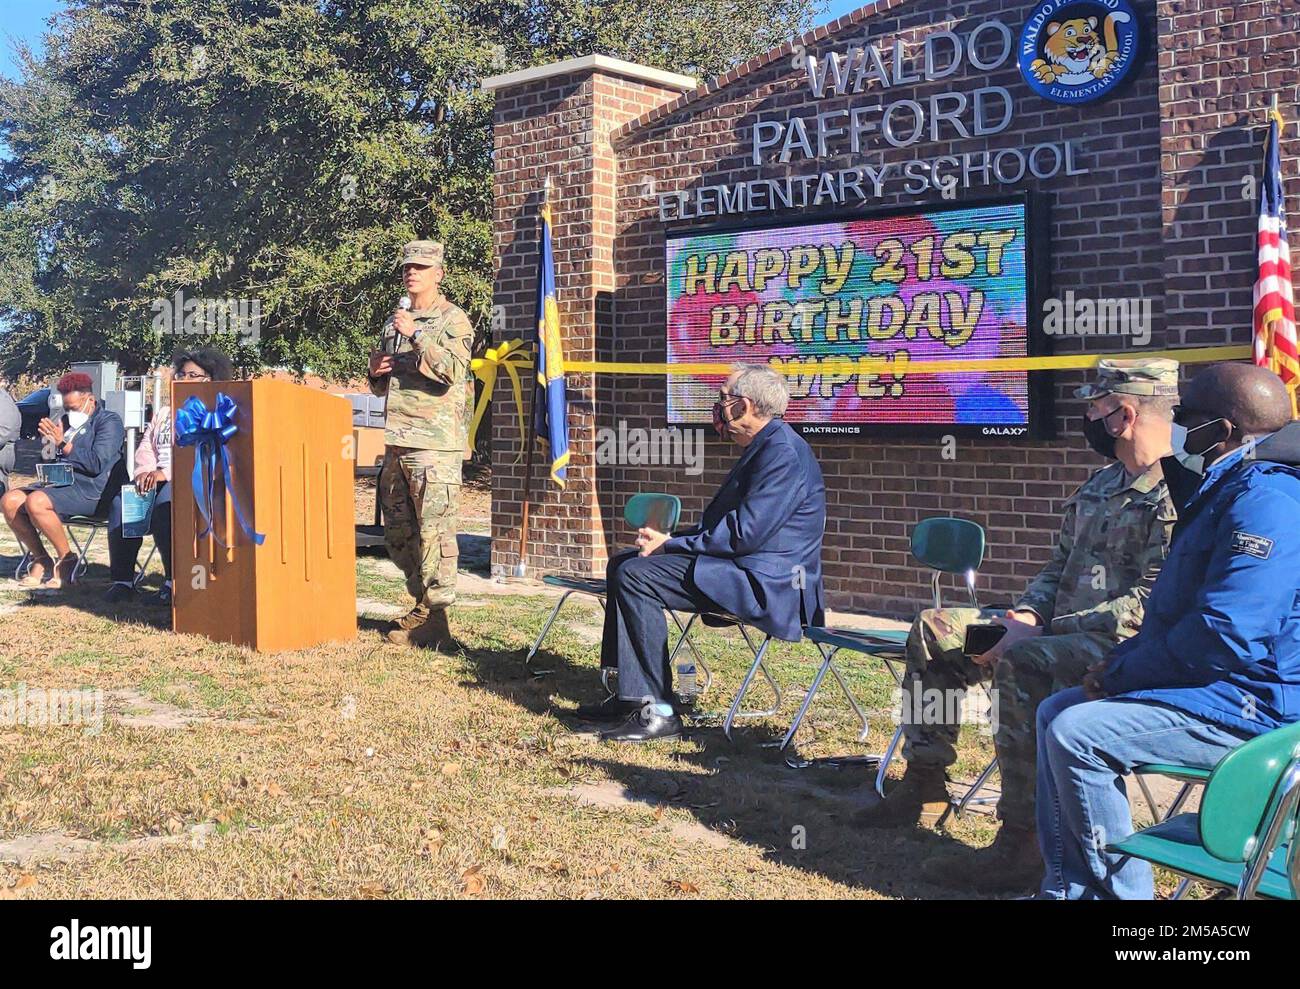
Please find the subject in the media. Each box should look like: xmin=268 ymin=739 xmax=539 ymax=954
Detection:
xmin=962 ymin=623 xmax=1008 ymax=657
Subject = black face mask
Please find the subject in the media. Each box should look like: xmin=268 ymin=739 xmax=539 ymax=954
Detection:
xmin=1160 ymin=455 xmax=1204 ymax=517
xmin=1082 ymin=406 xmax=1125 ymax=459
xmin=711 ymin=397 xmax=743 ymax=439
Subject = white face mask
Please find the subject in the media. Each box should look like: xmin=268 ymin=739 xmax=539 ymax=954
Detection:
xmin=1170 ymin=418 xmax=1226 ymax=475
xmin=66 ymin=408 xmax=90 ymax=430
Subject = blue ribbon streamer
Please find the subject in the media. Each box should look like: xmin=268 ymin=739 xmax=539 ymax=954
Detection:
xmin=174 ymin=393 xmax=266 ymax=548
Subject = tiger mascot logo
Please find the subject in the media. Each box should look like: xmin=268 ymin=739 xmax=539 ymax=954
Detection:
xmin=1019 ymin=0 xmax=1144 ymax=104
xmin=1030 ymin=12 xmax=1131 ymax=86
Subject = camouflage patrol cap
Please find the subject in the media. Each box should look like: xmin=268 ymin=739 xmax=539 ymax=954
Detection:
xmin=1075 ymin=358 xmax=1180 ymax=400
xmin=396 ymin=240 xmax=445 ymax=269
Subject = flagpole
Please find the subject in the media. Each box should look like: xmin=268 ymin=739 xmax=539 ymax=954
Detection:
xmin=513 ymin=176 xmax=550 ymax=578
xmin=514 ymin=389 xmax=538 ymax=578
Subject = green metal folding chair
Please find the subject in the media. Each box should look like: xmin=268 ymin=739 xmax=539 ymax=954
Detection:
xmin=15 ymin=514 xmax=107 ymax=584
xmin=781 ymin=517 xmax=994 ymax=805
xmin=658 ymin=517 xmax=987 ymax=747
xmin=1108 ymin=721 xmax=1300 ymax=900
xmin=670 ymin=609 xmax=783 ymax=739
xmin=1131 ymin=763 xmax=1213 ymax=899
xmin=913 ymin=516 xmax=1000 ymax=815
xmin=523 ymin=493 xmax=711 ymax=697
xmin=1133 ymin=764 xmax=1211 ymax=824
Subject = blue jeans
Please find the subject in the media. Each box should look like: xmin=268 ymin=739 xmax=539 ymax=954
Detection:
xmin=1035 ymin=687 xmax=1246 ymax=899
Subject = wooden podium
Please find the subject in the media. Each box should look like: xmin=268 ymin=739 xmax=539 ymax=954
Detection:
xmin=172 ymin=379 xmax=357 ymax=652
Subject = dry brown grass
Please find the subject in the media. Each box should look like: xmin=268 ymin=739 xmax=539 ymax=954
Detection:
xmin=0 ymin=514 xmax=1191 ymax=900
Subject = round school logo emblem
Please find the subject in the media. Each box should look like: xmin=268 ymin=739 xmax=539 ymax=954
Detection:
xmin=1019 ymin=0 xmax=1143 ymax=105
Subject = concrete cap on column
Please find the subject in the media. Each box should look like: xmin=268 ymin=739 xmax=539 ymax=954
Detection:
xmin=482 ymin=54 xmax=697 ymax=93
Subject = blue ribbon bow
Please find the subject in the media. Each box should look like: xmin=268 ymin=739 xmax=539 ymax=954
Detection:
xmin=174 ymin=393 xmax=265 ymax=548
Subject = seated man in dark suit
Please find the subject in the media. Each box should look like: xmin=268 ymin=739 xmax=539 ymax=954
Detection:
xmin=582 ymin=364 xmax=826 ymax=743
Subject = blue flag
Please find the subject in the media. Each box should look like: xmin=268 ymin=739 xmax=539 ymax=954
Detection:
xmin=534 ymin=193 xmax=569 ymax=487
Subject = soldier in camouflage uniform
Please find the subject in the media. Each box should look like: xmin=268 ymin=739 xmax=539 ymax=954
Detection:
xmin=367 ymin=240 xmax=474 ymax=650
xmin=858 ymin=359 xmax=1180 ymax=892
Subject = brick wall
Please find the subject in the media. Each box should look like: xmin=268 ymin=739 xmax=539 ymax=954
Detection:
xmin=488 ymin=0 xmax=1299 ymax=617
xmin=489 ymin=67 xmax=691 ymax=577
xmin=1157 ymin=0 xmax=1300 ymax=344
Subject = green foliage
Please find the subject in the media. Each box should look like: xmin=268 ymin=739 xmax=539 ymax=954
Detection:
xmin=0 ymin=0 xmax=821 ymax=381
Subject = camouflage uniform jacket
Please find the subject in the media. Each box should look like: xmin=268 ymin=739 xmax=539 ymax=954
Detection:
xmin=1015 ymin=461 xmax=1176 ymax=641
xmin=368 ymin=299 xmax=473 ymax=467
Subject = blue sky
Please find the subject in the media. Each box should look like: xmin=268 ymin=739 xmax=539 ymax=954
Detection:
xmin=825 ymin=0 xmax=868 ymax=21
xmin=0 ymin=0 xmax=60 ymax=81
xmin=0 ymin=1 xmax=873 ymax=82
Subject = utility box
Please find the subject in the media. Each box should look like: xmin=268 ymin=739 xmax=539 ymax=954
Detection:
xmin=340 ymin=392 xmax=386 ymax=430
xmin=71 ymin=361 xmax=119 ymax=401
xmin=105 ymin=389 xmax=146 ymax=430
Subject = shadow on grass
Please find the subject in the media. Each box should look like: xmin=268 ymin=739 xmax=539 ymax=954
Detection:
xmin=0 ymin=551 xmax=172 ymax=638
xmin=579 ymin=750 xmax=995 ymax=899
xmin=450 ymin=607 xmax=999 ymax=899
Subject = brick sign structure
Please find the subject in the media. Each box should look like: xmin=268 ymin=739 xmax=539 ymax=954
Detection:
xmin=483 ymin=0 xmax=1299 ymax=617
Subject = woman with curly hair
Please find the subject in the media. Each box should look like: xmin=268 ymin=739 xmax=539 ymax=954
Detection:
xmin=104 ymin=347 xmax=236 ymax=605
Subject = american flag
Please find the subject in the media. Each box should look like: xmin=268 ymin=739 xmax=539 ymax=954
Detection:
xmin=1253 ymin=111 xmax=1298 ymax=407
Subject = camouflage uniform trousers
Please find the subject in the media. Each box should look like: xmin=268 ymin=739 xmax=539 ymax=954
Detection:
xmin=379 ymin=446 xmax=460 ymax=610
xmin=898 ymin=606 xmax=1112 ymax=830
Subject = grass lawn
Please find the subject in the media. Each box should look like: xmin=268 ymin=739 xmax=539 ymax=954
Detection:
xmin=0 ymin=485 xmax=1195 ymax=899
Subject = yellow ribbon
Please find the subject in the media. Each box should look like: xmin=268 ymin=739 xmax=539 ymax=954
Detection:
xmin=469 ymin=338 xmax=532 ymax=461
xmin=467 ymin=343 xmax=1252 ymax=450
xmin=562 ymin=344 xmax=1251 ymax=377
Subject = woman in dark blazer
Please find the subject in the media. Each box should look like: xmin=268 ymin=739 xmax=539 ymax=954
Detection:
xmin=1 ymin=372 xmax=125 ymax=590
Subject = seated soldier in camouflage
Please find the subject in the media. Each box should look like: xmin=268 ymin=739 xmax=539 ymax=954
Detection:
xmin=857 ymin=358 xmax=1179 ymax=894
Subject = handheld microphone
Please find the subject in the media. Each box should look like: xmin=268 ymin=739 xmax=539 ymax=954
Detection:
xmin=384 ymin=296 xmax=412 ymax=355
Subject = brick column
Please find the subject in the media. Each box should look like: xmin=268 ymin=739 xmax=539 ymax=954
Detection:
xmin=484 ymin=56 xmax=695 ymax=578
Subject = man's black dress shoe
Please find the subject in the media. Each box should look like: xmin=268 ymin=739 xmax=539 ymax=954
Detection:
xmin=600 ymin=708 xmax=684 ymax=743
xmin=571 ymin=696 xmax=643 ymax=722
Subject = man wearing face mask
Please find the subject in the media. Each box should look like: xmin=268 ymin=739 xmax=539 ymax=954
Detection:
xmin=575 ymin=364 xmax=826 ymax=743
xmin=1036 ymin=362 xmax=1300 ymax=899
xmin=863 ymin=359 xmax=1179 ymax=894
xmin=1 ymin=372 xmax=125 ymax=590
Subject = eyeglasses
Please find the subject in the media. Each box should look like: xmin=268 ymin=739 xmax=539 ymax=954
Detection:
xmin=1088 ymin=404 xmax=1126 ymax=423
xmin=174 ymin=371 xmax=211 ymax=381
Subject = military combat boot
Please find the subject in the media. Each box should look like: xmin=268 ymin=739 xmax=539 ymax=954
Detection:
xmin=385 ymin=608 xmax=457 ymax=651
xmin=394 ymin=601 xmax=430 ymax=631
xmin=854 ymin=764 xmax=951 ymax=828
xmin=920 ymin=823 xmax=1044 ymax=893
xmin=963 ymin=825 xmax=1044 ymax=893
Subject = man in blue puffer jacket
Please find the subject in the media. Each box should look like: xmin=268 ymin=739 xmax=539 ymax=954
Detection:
xmin=1035 ymin=362 xmax=1300 ymax=899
